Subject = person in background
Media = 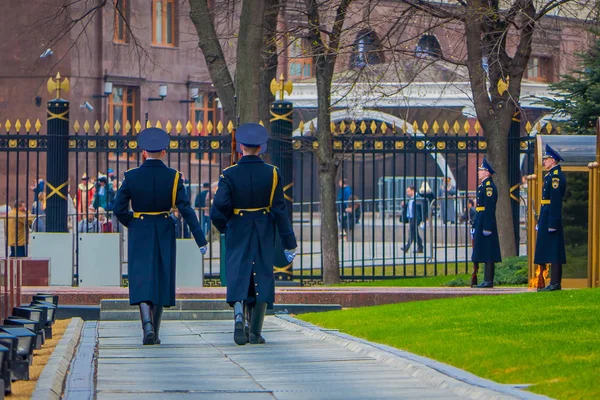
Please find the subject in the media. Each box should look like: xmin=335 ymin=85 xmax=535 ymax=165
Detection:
xmin=337 ymin=178 xmax=352 ymax=236
xmin=342 ymin=195 xmax=361 ymax=239
xmin=78 ymin=206 xmax=99 ymax=233
xmin=6 ymin=200 xmax=35 ymax=257
xmin=77 ymin=173 xmax=95 ymax=220
xmin=97 ymin=207 xmax=113 ymax=233
xmin=401 ymin=186 xmax=424 ymax=253
xmin=93 ymin=176 xmax=114 ymax=211
xmin=535 ymin=145 xmax=567 ymax=292
xmin=31 ymin=179 xmax=45 ymax=202
xmin=471 ymin=158 xmax=501 ymax=288
xmin=67 ymin=184 xmax=77 ymax=231
xmin=438 ymin=177 xmax=457 ymax=224
xmin=31 ymin=192 xmax=47 ymax=232
xmin=460 ymin=199 xmax=477 ymax=226
xmin=195 ymin=182 xmax=212 ymax=236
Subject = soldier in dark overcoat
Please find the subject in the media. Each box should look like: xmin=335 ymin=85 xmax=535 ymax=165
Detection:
xmin=535 ymin=144 xmax=567 ymax=291
xmin=471 ymin=158 xmax=502 ymax=288
xmin=211 ymin=123 xmax=297 ymax=345
xmin=113 ymin=128 xmax=207 ymax=345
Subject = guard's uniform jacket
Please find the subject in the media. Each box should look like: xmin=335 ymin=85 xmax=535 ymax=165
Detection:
xmin=113 ymin=159 xmax=207 ymax=307
xmin=471 ymin=177 xmax=502 ymax=263
xmin=534 ymin=165 xmax=567 ymax=264
xmin=211 ymin=155 xmax=297 ymax=306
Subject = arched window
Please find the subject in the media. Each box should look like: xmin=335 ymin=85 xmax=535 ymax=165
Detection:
xmin=350 ymin=30 xmax=384 ymax=68
xmin=415 ymin=34 xmax=442 ymax=59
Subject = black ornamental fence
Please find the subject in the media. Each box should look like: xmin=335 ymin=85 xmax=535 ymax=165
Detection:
xmin=1 ymin=77 xmax=552 ymax=286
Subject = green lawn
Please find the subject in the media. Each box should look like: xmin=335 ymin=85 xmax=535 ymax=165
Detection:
xmin=333 ymin=274 xmax=471 ymax=287
xmin=298 ymin=289 xmax=600 ymax=400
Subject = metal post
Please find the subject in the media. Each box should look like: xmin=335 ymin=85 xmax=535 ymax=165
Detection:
xmin=270 ymin=96 xmax=294 ymax=282
xmin=508 ymin=110 xmax=521 ymax=255
xmin=45 ymin=73 xmax=70 ymax=232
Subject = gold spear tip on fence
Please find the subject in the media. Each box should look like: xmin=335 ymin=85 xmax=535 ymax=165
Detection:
xmin=270 ymin=74 xmax=293 ymax=101
xmin=47 ymin=72 xmax=70 ymax=99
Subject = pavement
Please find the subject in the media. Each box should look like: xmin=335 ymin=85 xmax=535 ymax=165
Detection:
xmin=46 ymin=316 xmax=548 ymax=400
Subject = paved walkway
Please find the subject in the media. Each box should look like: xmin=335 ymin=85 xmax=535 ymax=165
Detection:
xmin=66 ymin=317 xmax=547 ymax=400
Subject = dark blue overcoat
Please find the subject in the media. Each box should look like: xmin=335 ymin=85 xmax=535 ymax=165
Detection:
xmin=113 ymin=159 xmax=207 ymax=307
xmin=534 ymin=165 xmax=567 ymax=264
xmin=210 ymin=155 xmax=297 ymax=306
xmin=471 ymin=177 xmax=502 ymax=263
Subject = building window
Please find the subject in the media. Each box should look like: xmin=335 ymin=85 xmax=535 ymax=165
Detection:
xmin=114 ymin=0 xmax=128 ymax=43
xmin=190 ymin=92 xmax=218 ymax=135
xmin=350 ymin=30 xmax=384 ymax=68
xmin=415 ymin=34 xmax=442 ymax=59
xmin=525 ymin=56 xmax=552 ymax=82
xmin=288 ymin=38 xmax=313 ymax=79
xmin=109 ymin=86 xmax=138 ymax=135
xmin=152 ymin=0 xmax=176 ymax=46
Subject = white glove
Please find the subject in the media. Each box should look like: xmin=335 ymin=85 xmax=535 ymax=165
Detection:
xmin=483 ymin=230 xmax=492 ymax=236
xmin=284 ymin=248 xmax=297 ymax=263
xmin=200 ymin=245 xmax=207 ymax=255
xmin=548 ymin=228 xmax=557 ymax=232
xmin=470 ymin=228 xmax=475 ymax=240
xmin=535 ymin=225 xmax=538 ymax=231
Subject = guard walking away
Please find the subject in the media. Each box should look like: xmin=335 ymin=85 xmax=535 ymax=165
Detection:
xmin=211 ymin=123 xmax=297 ymax=346
xmin=535 ymin=144 xmax=567 ymax=292
xmin=113 ymin=128 xmax=207 ymax=345
xmin=471 ymin=158 xmax=502 ymax=288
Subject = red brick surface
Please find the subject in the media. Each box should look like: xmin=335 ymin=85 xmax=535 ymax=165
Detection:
xmin=21 ymin=286 xmax=529 ymax=308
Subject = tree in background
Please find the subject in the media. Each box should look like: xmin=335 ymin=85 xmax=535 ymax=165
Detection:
xmin=543 ymin=37 xmax=600 ymax=135
xmin=397 ymin=0 xmax=598 ymax=258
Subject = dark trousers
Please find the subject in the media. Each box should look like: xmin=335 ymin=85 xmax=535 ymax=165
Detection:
xmin=406 ymin=219 xmax=423 ymax=250
xmin=550 ymin=262 xmax=562 ymax=285
xmin=10 ymin=246 xmax=27 ymax=257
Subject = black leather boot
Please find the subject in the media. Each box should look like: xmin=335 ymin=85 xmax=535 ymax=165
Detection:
xmin=249 ymin=302 xmax=267 ymax=344
xmin=244 ymin=301 xmax=253 ymax=343
xmin=233 ymin=302 xmax=246 ymax=345
xmin=475 ymin=262 xmax=494 ymax=288
xmin=153 ymin=305 xmax=164 ymax=344
xmin=139 ymin=302 xmax=155 ymax=345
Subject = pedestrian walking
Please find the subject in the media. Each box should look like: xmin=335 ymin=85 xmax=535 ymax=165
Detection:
xmin=401 ymin=186 xmax=424 ymax=253
xmin=113 ymin=127 xmax=208 ymax=345
xmin=211 ymin=123 xmax=297 ymax=346
xmin=471 ymin=158 xmax=502 ymax=288
xmin=535 ymin=144 xmax=567 ymax=291
xmin=6 ymin=200 xmax=34 ymax=257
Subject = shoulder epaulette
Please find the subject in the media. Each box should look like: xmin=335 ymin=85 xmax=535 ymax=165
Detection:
xmin=125 ymin=166 xmax=138 ymax=173
xmin=265 ymin=163 xmax=279 ymax=170
xmin=554 ymin=170 xmax=559 ymax=175
xmin=223 ymin=164 xmax=238 ymax=172
xmin=486 ymin=181 xmax=491 ymax=186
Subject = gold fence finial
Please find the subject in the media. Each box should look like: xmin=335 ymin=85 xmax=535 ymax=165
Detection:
xmin=47 ymin=72 xmax=70 ymax=99
xmin=270 ymin=73 xmax=293 ymax=101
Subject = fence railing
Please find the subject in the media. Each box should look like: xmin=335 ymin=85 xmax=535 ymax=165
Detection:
xmin=0 ymin=115 xmax=540 ymax=284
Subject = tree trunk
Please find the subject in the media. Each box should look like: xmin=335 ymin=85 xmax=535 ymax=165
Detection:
xmin=236 ymin=0 xmax=268 ymax=123
xmin=188 ymin=0 xmax=235 ymax=121
xmin=258 ymin=0 xmax=280 ymax=128
xmin=315 ymin=67 xmax=340 ymax=284
xmin=482 ymin=115 xmax=517 ymax=258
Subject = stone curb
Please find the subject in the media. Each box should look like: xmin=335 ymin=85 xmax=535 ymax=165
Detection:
xmin=31 ymin=317 xmax=85 ymax=400
xmin=272 ymin=315 xmax=551 ymax=400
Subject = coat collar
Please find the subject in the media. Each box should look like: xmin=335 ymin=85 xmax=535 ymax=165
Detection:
xmin=237 ymin=155 xmax=264 ymax=164
xmin=141 ymin=159 xmax=167 ymax=168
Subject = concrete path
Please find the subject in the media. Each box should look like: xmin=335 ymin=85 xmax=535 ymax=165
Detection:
xmin=73 ymin=317 xmax=547 ymax=400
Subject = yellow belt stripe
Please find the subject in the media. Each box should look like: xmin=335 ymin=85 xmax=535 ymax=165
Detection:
xmin=133 ymin=211 xmax=170 ymax=218
xmin=541 ymin=200 xmax=551 ymax=205
xmin=476 ymin=206 xmax=485 ymax=211
xmin=270 ymin=167 xmax=278 ymax=209
xmin=172 ymin=172 xmax=180 ymax=209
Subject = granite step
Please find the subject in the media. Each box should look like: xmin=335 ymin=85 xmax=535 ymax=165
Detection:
xmin=100 ymin=309 xmax=233 ymax=321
